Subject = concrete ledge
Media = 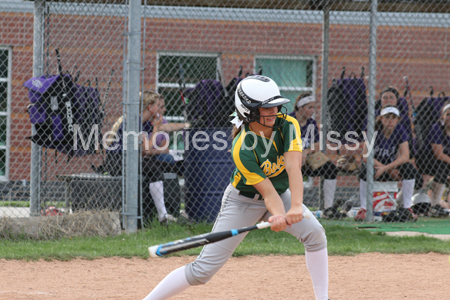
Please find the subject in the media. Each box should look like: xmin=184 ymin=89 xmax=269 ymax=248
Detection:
xmin=0 ymin=207 xmax=30 ymax=218
xmin=0 ymin=211 xmax=121 ymax=238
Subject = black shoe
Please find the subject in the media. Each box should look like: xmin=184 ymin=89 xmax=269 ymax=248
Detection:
xmin=322 ymin=207 xmax=347 ymax=219
xmin=429 ymin=204 xmax=449 ymax=218
xmin=159 ymin=214 xmax=178 ymax=224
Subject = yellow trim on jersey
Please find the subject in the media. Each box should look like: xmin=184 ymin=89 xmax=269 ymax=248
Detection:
xmin=285 ymin=115 xmax=303 ymax=152
xmin=269 ymin=168 xmax=285 ymax=178
xmin=272 ymin=139 xmax=278 ymax=152
xmin=278 ymin=127 xmax=284 ymax=140
xmin=252 ymin=149 xmax=259 ymax=164
xmin=233 ymin=129 xmax=265 ymax=185
xmin=232 ymin=171 xmax=242 ymax=188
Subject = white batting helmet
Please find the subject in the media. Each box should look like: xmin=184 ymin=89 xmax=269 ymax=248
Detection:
xmin=411 ymin=192 xmax=431 ymax=215
xmin=235 ymin=75 xmax=290 ymax=125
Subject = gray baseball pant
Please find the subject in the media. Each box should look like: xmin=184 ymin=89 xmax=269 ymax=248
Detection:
xmin=185 ymin=183 xmax=327 ymax=286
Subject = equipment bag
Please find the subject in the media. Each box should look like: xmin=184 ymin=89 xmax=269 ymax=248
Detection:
xmin=183 ymin=67 xmax=259 ymax=128
xmin=184 ymin=79 xmax=226 ymax=128
xmin=24 ymin=74 xmax=102 ymax=158
xmin=327 ymin=67 xmax=367 ymax=142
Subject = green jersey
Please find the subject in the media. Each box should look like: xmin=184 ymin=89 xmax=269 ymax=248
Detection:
xmin=230 ymin=114 xmax=302 ymax=195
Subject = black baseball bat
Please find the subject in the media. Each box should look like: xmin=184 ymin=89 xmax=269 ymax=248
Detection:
xmin=101 ymin=68 xmax=114 ymax=112
xmin=55 ymin=48 xmax=63 ymax=76
xmin=74 ymin=70 xmax=80 ymax=83
xmin=403 ymin=76 xmax=416 ymax=119
xmin=148 ymin=213 xmax=310 ymax=258
xmin=178 ymin=63 xmax=188 ymax=121
xmin=178 ymin=62 xmax=185 ymax=105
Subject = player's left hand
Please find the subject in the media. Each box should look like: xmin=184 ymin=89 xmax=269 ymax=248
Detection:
xmin=286 ymin=205 xmax=304 ymax=224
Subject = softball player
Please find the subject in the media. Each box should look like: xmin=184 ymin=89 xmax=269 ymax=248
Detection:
xmin=143 ymin=76 xmax=329 ymax=300
xmin=293 ymin=92 xmax=339 ymax=216
xmin=357 ymin=105 xmax=419 ymax=221
xmin=415 ymin=101 xmax=450 ymax=217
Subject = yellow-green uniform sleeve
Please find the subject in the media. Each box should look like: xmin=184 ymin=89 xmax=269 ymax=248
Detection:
xmin=232 ymin=132 xmax=267 ymax=185
xmin=282 ymin=115 xmax=303 ymax=153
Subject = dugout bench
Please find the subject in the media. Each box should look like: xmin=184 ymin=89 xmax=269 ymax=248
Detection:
xmin=57 ymin=172 xmax=181 ymax=227
xmin=57 ymin=173 xmax=122 ymax=211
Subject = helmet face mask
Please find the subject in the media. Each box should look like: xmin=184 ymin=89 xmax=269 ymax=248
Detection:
xmin=252 ymin=105 xmax=289 ymax=128
xmin=234 ymin=75 xmax=290 ymax=129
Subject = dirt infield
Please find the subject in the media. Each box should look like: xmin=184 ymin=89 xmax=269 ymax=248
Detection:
xmin=1 ymin=253 xmax=449 ymax=299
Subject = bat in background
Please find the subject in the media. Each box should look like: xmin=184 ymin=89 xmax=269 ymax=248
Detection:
xmin=148 ymin=212 xmax=311 ymax=258
xmin=178 ymin=62 xmax=188 ymax=121
xmin=403 ymin=76 xmax=416 ymax=119
xmin=101 ymin=68 xmax=115 ymax=113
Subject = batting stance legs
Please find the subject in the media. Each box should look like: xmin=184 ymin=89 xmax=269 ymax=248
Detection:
xmin=143 ymin=184 xmax=328 ymax=300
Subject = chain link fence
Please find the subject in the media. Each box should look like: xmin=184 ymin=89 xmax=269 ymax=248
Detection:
xmin=1 ymin=0 xmax=450 ymax=239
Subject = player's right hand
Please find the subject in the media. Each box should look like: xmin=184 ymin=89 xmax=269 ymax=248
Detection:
xmin=153 ymin=113 xmax=163 ymax=128
xmin=286 ymin=205 xmax=304 ymax=224
xmin=374 ymin=165 xmax=387 ymax=179
xmin=268 ymin=215 xmax=287 ymax=232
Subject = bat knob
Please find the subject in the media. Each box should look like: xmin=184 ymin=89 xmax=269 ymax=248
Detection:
xmin=149 ymin=245 xmax=161 ymax=258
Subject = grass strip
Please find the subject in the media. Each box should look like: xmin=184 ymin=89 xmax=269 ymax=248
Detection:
xmin=1 ymin=220 xmax=449 ymax=261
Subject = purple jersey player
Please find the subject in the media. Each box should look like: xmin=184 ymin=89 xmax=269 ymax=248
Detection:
xmin=356 ymin=105 xmax=420 ymax=221
xmin=415 ymin=102 xmax=450 ymax=217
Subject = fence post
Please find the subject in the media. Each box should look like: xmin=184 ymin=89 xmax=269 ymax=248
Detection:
xmin=124 ymin=0 xmax=141 ymax=234
xmin=30 ymin=0 xmax=45 ymax=217
xmin=365 ymin=0 xmax=378 ymax=222
xmin=319 ymin=3 xmax=330 ymax=210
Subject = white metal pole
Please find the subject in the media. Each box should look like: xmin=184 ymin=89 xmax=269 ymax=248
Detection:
xmin=124 ymin=0 xmax=141 ymax=233
xmin=366 ymin=0 xmax=378 ymax=222
xmin=319 ymin=3 xmax=330 ymax=210
xmin=30 ymin=0 xmax=45 ymax=216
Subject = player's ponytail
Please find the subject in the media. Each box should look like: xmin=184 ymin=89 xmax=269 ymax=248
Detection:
xmin=231 ymin=111 xmax=249 ymax=139
xmin=231 ymin=126 xmax=241 ymax=139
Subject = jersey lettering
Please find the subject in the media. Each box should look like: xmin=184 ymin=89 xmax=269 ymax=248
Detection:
xmin=374 ymin=145 xmax=396 ymax=161
xmin=261 ymin=155 xmax=285 ymax=177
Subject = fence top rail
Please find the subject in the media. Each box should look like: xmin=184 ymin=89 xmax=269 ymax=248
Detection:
xmin=23 ymin=0 xmax=450 ymax=13
xmin=9 ymin=1 xmax=449 ymax=28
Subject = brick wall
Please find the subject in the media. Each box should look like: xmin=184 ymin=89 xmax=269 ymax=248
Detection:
xmin=2 ymin=13 xmax=449 ymax=180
